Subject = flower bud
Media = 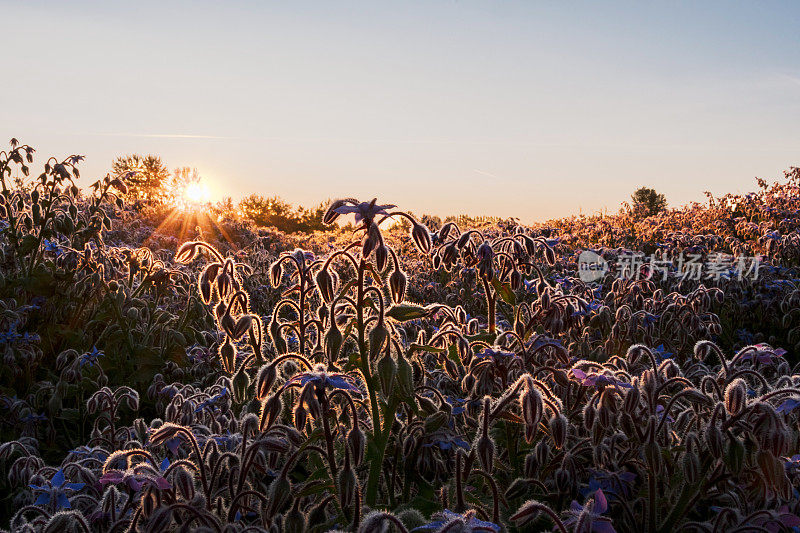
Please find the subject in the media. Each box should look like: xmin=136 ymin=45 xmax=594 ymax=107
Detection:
xmin=724 ymin=378 xmax=747 ymax=416
xmin=411 ymin=222 xmax=432 ymax=254
xmin=369 ymin=322 xmax=389 ymax=360
xmin=175 ymin=466 xmax=194 ymax=500
xmin=232 ymin=367 xmax=251 ymax=403
xmin=505 ymin=478 xmax=532 ymax=500
xmin=510 ymin=269 xmax=522 ymax=291
xmin=520 ymin=384 xmax=543 ymax=444
xmin=256 ymin=364 xmax=277 ymax=399
xmin=475 ymin=434 xmax=495 ymax=472
xmin=555 ymin=467 xmax=571 ymax=492
xmin=269 ymin=260 xmax=283 ymax=287
xmin=338 ymin=452 xmax=359 ymax=511
xmin=347 ymin=426 xmax=366 ymax=466
xmin=260 ymin=394 xmax=282 ymax=431
xmin=549 ymin=413 xmax=567 ymax=449
xmin=267 ymin=475 xmax=291 ymax=518
xmin=683 ymin=451 xmax=700 ymax=483
xmin=623 ymin=386 xmax=640 ymax=414
xmin=219 ymin=338 xmax=236 ymax=374
xmin=231 ymin=315 xmax=253 ymax=340
xmin=389 ymin=268 xmax=407 ymax=304
xmin=325 ymin=321 xmax=343 ymax=363
xmin=705 ymin=423 xmax=724 ymax=459
xmin=375 ymin=245 xmax=389 ymax=271
xmin=396 ymin=353 xmax=414 ymax=397
xmin=284 ymin=504 xmax=307 ymax=533
xmin=293 ymin=404 xmax=308 ymax=430
xmin=316 ymin=269 xmax=335 ymax=303
xmin=377 ymin=353 xmax=397 ymax=396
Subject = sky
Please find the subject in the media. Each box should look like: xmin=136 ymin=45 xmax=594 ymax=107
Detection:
xmin=2 ymin=1 xmax=799 ymax=223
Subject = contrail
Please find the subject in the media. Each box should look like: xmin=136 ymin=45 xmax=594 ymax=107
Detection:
xmin=95 ymin=133 xmax=233 ymax=139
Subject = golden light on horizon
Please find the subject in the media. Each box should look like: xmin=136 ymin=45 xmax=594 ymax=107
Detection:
xmin=183 ymin=181 xmax=211 ymax=206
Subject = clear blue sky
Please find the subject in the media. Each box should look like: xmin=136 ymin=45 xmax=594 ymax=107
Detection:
xmin=3 ymin=1 xmax=799 ymax=222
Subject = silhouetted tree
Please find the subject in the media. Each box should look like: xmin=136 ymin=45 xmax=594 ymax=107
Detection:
xmin=631 ymin=186 xmax=667 ymax=217
xmin=111 ymin=154 xmax=171 ymax=205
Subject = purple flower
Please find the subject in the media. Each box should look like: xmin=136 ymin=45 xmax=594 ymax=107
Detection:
xmin=571 ymin=368 xmax=632 ymax=391
xmin=749 ymin=505 xmax=800 ymax=533
xmin=581 ymin=470 xmax=637 ymax=501
xmin=412 ymin=510 xmax=500 ymax=532
xmin=30 ymin=469 xmax=84 ymax=509
xmin=99 ymin=468 xmax=170 ymax=492
xmin=776 ymin=398 xmax=800 ymax=414
xmin=475 ymin=346 xmax=517 ymax=360
xmin=286 ymin=366 xmax=362 ymax=393
xmin=332 ymin=198 xmax=396 ymax=227
xmin=564 ymin=489 xmax=616 ymax=533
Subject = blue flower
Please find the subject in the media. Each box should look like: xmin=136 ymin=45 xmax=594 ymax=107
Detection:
xmin=412 ymin=510 xmax=500 ymax=532
xmin=43 ymin=239 xmax=63 ymax=255
xmin=194 ymin=388 xmax=229 ymax=413
xmin=641 ymin=313 xmax=659 ymax=327
xmin=777 ymin=398 xmax=800 ymax=414
xmin=652 ymin=344 xmax=674 ymax=362
xmin=422 ymin=432 xmax=470 ymax=451
xmin=286 ymin=366 xmax=362 ymax=393
xmin=79 ymin=346 xmax=103 ymax=368
xmin=30 ymin=469 xmax=85 ymax=509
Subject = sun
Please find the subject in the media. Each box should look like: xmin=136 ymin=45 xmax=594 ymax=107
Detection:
xmin=177 ymin=181 xmax=211 ymax=209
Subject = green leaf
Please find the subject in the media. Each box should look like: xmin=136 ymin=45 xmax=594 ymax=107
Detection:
xmin=386 ymin=304 xmax=430 ymax=322
xmin=408 ymin=343 xmax=446 ymax=354
xmin=491 ymin=277 xmax=516 ymax=306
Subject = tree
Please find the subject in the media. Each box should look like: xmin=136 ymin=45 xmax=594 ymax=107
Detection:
xmin=238 ymin=194 xmax=300 ymax=232
xmin=111 ymin=155 xmax=171 ymax=205
xmin=630 ymin=186 xmax=667 ymax=217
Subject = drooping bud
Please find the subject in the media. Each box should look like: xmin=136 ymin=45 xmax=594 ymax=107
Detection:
xmin=411 ymin=221 xmax=432 ymax=254
xmin=520 ymin=381 xmax=543 ymax=444
xmin=256 ymin=364 xmax=277 ymax=399
xmin=683 ymin=450 xmax=700 ymax=483
xmin=269 ymin=260 xmax=283 ymax=287
xmin=325 ymin=320 xmax=343 ymax=363
xmin=284 ymin=502 xmax=307 ymax=533
xmin=375 ymin=244 xmax=389 ymax=271
xmin=300 ymin=381 xmax=322 ymax=420
xmin=293 ymin=404 xmax=308 ymax=430
xmin=270 ymin=319 xmax=287 ymax=354
xmin=705 ymin=423 xmax=724 ymax=459
xmin=259 ymin=394 xmax=283 ymax=431
xmin=549 ymin=413 xmax=568 ymax=449
xmin=338 ymin=451 xmax=359 ymax=511
xmin=475 ymin=434 xmax=495 ymax=472
xmin=364 ymin=316 xmax=387 ymax=355
xmin=724 ymin=378 xmax=747 ymax=416
xmin=510 ymin=269 xmax=522 ymax=291
xmin=232 ymin=367 xmax=251 ymax=403
xmin=231 ymin=315 xmax=253 ymax=340
xmin=316 ymin=268 xmax=335 ymax=303
xmin=377 ymin=353 xmax=397 ymax=396
xmin=347 ymin=425 xmax=366 ymax=466
xmin=623 ymin=385 xmax=640 ymax=414
xmin=389 ymin=268 xmax=407 ymax=304
xmin=396 ymin=353 xmax=414 ymax=397
xmin=219 ymin=338 xmax=236 ymax=373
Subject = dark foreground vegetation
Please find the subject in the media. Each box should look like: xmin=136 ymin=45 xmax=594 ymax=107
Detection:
xmin=1 ymin=139 xmax=800 ymax=532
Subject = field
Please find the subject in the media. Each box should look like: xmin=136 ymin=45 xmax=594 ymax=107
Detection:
xmin=1 ymin=141 xmax=800 ymax=532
